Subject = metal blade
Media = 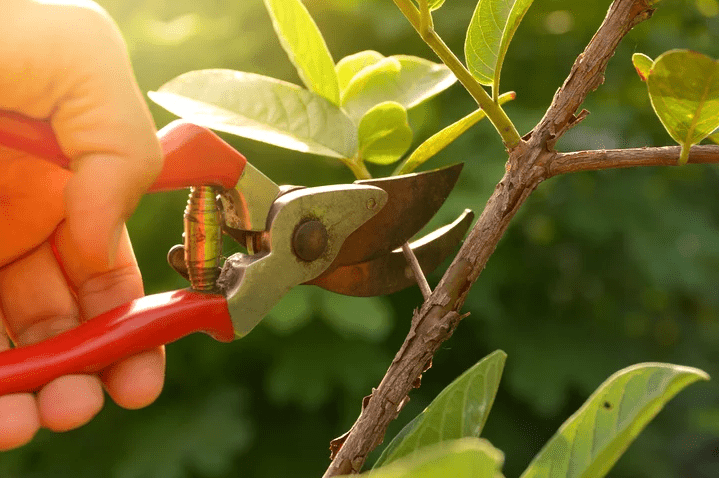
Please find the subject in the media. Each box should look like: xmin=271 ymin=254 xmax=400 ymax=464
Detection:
xmin=332 ymin=163 xmax=463 ymax=268
xmin=306 ymin=209 xmax=474 ymax=296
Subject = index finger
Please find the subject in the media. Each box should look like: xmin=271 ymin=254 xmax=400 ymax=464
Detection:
xmin=1 ymin=1 xmax=163 ymax=275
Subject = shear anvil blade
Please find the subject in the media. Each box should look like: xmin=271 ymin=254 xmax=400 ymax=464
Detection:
xmin=331 ymin=163 xmax=463 ymax=268
xmin=306 ymin=209 xmax=474 ymax=296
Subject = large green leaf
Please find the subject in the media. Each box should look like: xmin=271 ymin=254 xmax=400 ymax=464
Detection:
xmin=709 ymin=130 xmax=719 ymax=144
xmin=336 ymin=50 xmax=385 ymax=92
xmin=374 ymin=350 xmax=506 ymax=468
xmin=341 ymin=55 xmax=456 ymax=121
xmin=148 ymin=70 xmax=357 ymax=159
xmin=262 ymin=0 xmax=340 ymax=104
xmin=465 ymin=0 xmax=534 ymax=95
xmin=394 ymin=91 xmax=515 ymax=175
xmin=646 ymin=49 xmax=719 ymax=164
xmin=520 ymin=363 xmax=709 ymax=478
xmin=360 ymin=438 xmax=503 ymax=478
xmin=358 ymin=102 xmax=413 ymax=165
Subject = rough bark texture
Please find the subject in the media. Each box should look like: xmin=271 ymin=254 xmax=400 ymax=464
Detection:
xmin=322 ymin=1 xmax=719 ymax=476
xmin=550 ymin=145 xmax=719 ymax=175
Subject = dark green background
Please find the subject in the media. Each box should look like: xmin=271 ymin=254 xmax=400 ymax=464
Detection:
xmin=2 ymin=0 xmax=719 ymax=476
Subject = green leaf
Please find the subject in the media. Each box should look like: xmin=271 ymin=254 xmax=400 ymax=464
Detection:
xmin=709 ymin=130 xmax=719 ymax=144
xmin=336 ymin=50 xmax=385 ymax=92
xmin=631 ymin=53 xmax=653 ymax=82
xmin=416 ymin=0 xmax=447 ymax=11
xmin=149 ymin=70 xmax=357 ymax=159
xmin=362 ymin=438 xmax=504 ymax=478
xmin=520 ymin=363 xmax=709 ymax=478
xmin=262 ymin=0 xmax=340 ymax=104
xmin=374 ymin=350 xmax=506 ymax=468
xmin=357 ymin=102 xmax=413 ymax=165
xmin=342 ymin=56 xmax=401 ymax=110
xmin=341 ymin=55 xmax=456 ymax=121
xmin=646 ymin=49 xmax=719 ymax=164
xmin=394 ymin=91 xmax=516 ymax=175
xmin=465 ymin=0 xmax=534 ymax=95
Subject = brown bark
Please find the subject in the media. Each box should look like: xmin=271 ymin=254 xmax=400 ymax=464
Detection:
xmin=322 ymin=1 xmax=719 ymax=476
xmin=550 ymin=145 xmax=719 ymax=175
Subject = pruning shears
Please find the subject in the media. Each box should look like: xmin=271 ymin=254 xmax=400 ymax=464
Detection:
xmin=0 ymin=110 xmax=473 ymax=395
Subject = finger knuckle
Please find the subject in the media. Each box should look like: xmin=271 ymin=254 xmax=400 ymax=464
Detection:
xmin=78 ymin=264 xmax=143 ymax=311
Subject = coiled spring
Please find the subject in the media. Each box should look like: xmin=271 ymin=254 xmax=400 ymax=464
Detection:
xmin=184 ymin=186 xmax=222 ymax=291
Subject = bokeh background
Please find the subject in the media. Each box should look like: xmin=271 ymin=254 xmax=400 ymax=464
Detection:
xmin=2 ymin=0 xmax=719 ymax=476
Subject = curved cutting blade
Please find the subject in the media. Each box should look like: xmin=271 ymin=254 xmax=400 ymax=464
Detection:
xmin=307 ymin=209 xmax=474 ymax=296
xmin=332 ymin=163 xmax=463 ymax=268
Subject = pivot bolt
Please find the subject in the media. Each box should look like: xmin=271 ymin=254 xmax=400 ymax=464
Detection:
xmin=292 ymin=220 xmax=328 ymax=262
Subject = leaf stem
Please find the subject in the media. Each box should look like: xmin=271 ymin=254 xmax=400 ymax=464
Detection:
xmin=342 ymin=157 xmax=372 ymax=180
xmin=419 ymin=0 xmax=433 ymax=32
xmin=394 ymin=0 xmax=521 ymax=147
xmin=679 ymin=143 xmax=691 ymax=165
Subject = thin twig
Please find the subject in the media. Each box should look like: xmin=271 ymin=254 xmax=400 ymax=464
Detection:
xmin=401 ymin=243 xmax=431 ymax=299
xmin=550 ymin=144 xmax=719 ymax=175
xmin=322 ymin=1 xmax=660 ymax=476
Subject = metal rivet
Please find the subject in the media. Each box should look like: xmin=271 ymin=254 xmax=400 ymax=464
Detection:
xmin=293 ymin=220 xmax=328 ymax=262
xmin=366 ymin=197 xmax=377 ymax=210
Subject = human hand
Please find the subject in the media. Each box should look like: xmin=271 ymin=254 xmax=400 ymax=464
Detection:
xmin=0 ymin=0 xmax=165 ymax=449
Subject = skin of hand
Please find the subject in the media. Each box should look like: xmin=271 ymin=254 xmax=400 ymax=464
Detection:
xmin=0 ymin=0 xmax=165 ymax=450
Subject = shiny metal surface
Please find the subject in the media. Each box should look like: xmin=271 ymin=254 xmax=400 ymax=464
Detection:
xmin=218 ymin=185 xmax=387 ymax=337
xmin=184 ymin=186 xmax=223 ymax=291
xmin=219 ymin=162 xmax=280 ymax=231
xmin=307 ymin=209 xmax=474 ymax=296
xmin=292 ymin=220 xmax=329 ymax=262
xmin=332 ymin=163 xmax=463 ymax=267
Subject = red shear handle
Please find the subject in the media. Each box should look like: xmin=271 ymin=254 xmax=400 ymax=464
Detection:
xmin=0 ymin=110 xmax=247 ymax=192
xmin=153 ymin=121 xmax=247 ymax=192
xmin=0 ymin=290 xmax=235 ymax=395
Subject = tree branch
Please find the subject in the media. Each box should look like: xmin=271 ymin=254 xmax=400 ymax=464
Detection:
xmin=322 ymin=1 xmax=659 ymax=475
xmin=550 ymin=145 xmax=719 ymax=175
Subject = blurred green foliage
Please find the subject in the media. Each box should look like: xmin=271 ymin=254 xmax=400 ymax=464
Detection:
xmin=2 ymin=0 xmax=719 ymax=477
